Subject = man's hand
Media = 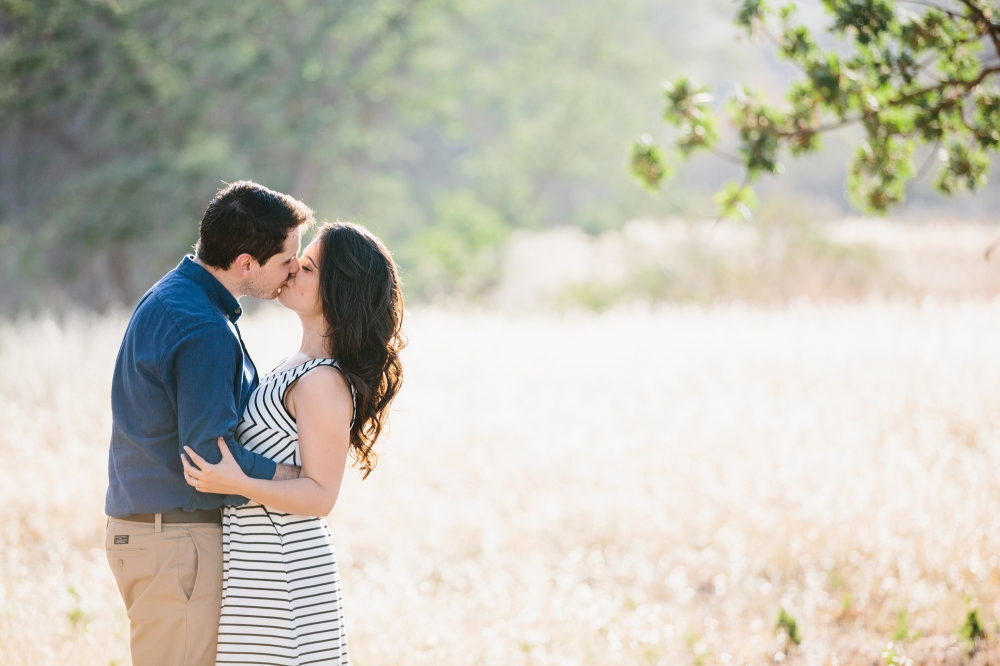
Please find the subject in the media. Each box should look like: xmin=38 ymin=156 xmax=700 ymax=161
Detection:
xmin=273 ymin=463 xmax=301 ymax=481
xmin=181 ymin=438 xmax=249 ymax=496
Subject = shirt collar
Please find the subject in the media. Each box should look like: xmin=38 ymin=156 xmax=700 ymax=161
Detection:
xmin=176 ymin=255 xmax=244 ymax=323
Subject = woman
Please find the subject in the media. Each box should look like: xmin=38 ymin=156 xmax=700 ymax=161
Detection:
xmin=180 ymin=221 xmax=405 ymax=665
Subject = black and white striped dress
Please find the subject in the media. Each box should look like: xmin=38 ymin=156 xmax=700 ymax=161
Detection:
xmin=217 ymin=358 xmax=353 ymax=665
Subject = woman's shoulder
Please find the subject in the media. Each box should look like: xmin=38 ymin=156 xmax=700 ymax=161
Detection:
xmin=289 ymin=362 xmax=354 ymax=424
xmin=295 ymin=361 xmax=351 ymax=393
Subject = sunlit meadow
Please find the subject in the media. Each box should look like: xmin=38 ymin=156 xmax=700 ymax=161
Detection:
xmin=4 ymin=276 xmax=1000 ymax=664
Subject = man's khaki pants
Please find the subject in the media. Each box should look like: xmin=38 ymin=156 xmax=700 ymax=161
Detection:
xmin=105 ymin=518 xmax=223 ymax=666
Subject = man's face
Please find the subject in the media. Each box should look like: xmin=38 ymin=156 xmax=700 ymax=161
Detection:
xmin=244 ymin=228 xmax=302 ymax=300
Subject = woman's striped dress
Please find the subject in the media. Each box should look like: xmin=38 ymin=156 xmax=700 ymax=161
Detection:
xmin=217 ymin=358 xmax=354 ymax=665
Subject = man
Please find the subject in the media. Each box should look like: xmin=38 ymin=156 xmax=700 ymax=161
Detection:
xmin=104 ymin=181 xmax=315 ymax=666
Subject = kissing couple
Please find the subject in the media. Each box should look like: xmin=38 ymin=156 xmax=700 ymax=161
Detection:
xmin=104 ymin=181 xmax=405 ymax=665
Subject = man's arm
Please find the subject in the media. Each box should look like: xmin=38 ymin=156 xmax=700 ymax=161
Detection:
xmin=171 ymin=326 xmax=290 ymax=483
xmin=273 ymin=464 xmax=300 ymax=480
xmin=181 ymin=367 xmax=351 ymax=516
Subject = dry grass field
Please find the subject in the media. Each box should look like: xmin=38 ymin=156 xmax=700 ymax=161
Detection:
xmin=494 ymin=219 xmax=1000 ymax=310
xmin=4 ymin=299 xmax=1000 ymax=666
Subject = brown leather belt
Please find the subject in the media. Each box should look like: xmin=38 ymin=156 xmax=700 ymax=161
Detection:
xmin=120 ymin=509 xmax=222 ymax=524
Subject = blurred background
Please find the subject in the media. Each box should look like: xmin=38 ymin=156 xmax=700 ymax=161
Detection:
xmin=4 ymin=0 xmax=1000 ymax=313
xmin=6 ymin=2 xmax=1000 ymax=666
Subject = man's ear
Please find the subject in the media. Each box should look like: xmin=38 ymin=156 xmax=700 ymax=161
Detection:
xmin=232 ymin=253 xmax=257 ymax=277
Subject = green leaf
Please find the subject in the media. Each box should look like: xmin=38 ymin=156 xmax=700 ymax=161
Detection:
xmin=662 ymin=77 xmax=715 ymax=125
xmin=728 ymin=88 xmax=786 ymax=176
xmin=935 ymin=142 xmax=989 ymax=193
xmin=662 ymin=78 xmax=720 ymax=155
xmin=957 ymin=609 xmax=986 ymax=643
xmin=736 ymin=0 xmax=770 ymax=32
xmin=712 ymin=180 xmax=758 ymax=221
xmin=630 ymin=136 xmax=671 ymax=190
xmin=775 ymin=608 xmax=803 ymax=646
xmin=780 ymin=25 xmax=817 ymax=61
xmin=892 ymin=609 xmax=911 ymax=642
xmin=847 ymin=136 xmax=914 ymax=213
xmin=973 ymin=90 xmax=1000 ymax=148
xmin=822 ymin=0 xmax=896 ymax=46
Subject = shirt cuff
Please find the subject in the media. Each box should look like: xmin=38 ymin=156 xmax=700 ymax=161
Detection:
xmin=225 ymin=494 xmax=250 ymax=507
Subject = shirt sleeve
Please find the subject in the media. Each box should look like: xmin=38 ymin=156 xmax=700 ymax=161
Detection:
xmin=168 ymin=324 xmax=278 ymax=484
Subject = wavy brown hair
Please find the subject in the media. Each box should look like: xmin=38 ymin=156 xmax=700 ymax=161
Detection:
xmin=316 ymin=222 xmax=405 ymax=478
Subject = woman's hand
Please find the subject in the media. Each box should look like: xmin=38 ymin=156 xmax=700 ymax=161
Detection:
xmin=181 ymin=438 xmax=249 ymax=496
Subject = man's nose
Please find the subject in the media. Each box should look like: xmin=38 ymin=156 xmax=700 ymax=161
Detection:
xmin=288 ymin=256 xmax=301 ymax=275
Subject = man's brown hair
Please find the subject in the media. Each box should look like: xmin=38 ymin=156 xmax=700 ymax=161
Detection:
xmin=195 ymin=181 xmax=314 ymax=269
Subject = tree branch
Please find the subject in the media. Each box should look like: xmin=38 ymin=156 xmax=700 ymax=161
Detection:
xmin=714 ymin=172 xmax=752 ymax=226
xmin=771 ymin=117 xmax=858 ymax=140
xmin=954 ymin=0 xmax=1000 ymax=62
xmin=913 ymin=139 xmax=942 ymax=181
xmin=892 ymin=64 xmax=1000 ymax=105
xmin=896 ymin=0 xmax=967 ymax=20
xmin=712 ymin=147 xmax=746 ymax=166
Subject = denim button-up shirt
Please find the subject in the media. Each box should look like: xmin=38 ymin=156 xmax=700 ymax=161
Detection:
xmin=105 ymin=256 xmax=277 ymax=517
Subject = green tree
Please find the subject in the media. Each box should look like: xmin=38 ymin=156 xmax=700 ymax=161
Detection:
xmin=632 ymin=0 xmax=1000 ymax=218
xmin=0 ymin=0 xmax=460 ymax=308
xmin=400 ymin=190 xmax=510 ymax=299
xmin=1 ymin=0 xmax=686 ymax=312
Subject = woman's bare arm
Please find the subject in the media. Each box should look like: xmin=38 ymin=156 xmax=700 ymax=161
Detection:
xmin=182 ymin=366 xmax=352 ymax=517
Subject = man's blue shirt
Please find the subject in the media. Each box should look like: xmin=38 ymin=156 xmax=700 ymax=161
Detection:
xmin=105 ymin=256 xmax=277 ymax=517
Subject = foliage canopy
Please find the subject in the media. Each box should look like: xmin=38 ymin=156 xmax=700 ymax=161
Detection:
xmin=632 ymin=0 xmax=1000 ymax=219
xmin=0 ymin=0 xmax=672 ymax=310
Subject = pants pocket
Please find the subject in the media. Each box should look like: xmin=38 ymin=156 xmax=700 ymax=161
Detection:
xmin=177 ymin=531 xmax=199 ymax=601
xmin=106 ymin=547 xmax=153 ymax=609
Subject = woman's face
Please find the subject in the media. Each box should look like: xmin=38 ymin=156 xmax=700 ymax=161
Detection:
xmin=277 ymin=237 xmax=323 ymax=316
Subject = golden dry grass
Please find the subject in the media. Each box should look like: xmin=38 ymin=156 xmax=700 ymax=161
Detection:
xmin=493 ymin=219 xmax=1000 ymax=309
xmin=3 ymin=301 xmax=1000 ymax=665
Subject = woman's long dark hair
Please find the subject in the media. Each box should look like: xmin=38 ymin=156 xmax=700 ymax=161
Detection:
xmin=316 ymin=222 xmax=405 ymax=478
